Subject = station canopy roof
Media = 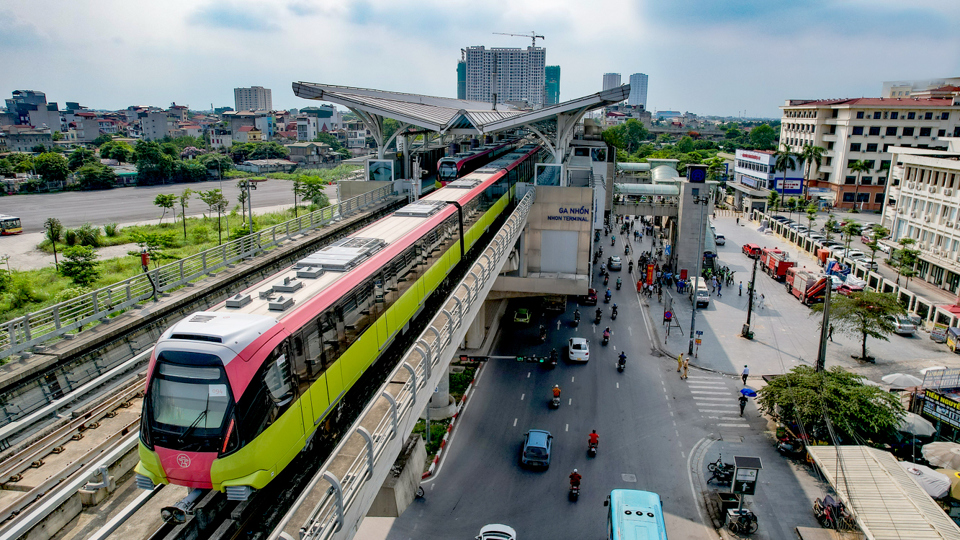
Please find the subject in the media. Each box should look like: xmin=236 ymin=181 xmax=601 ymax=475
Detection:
xmin=291 ymin=82 xmax=630 ymax=136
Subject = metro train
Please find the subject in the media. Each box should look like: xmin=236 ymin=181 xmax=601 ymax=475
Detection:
xmin=135 ymin=143 xmax=544 ymax=501
xmin=436 ymin=139 xmax=518 ymax=186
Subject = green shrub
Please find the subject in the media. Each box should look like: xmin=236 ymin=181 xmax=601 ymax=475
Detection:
xmin=6 ymin=274 xmax=41 ymax=309
xmin=0 ymin=269 xmax=10 ymax=294
xmin=55 ymin=286 xmax=90 ymax=303
xmin=60 ymin=245 xmax=100 ymax=286
xmin=75 ymin=223 xmax=101 ymax=247
xmin=104 ymin=223 xmax=120 ymax=237
xmin=191 ymin=225 xmax=209 ymax=244
xmin=64 ymin=228 xmax=77 ymax=246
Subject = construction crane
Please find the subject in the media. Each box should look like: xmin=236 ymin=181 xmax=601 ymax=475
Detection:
xmin=493 ymin=31 xmax=545 ymax=48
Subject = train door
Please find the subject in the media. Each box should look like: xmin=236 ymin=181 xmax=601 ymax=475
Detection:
xmin=290 ymin=332 xmax=313 ymax=436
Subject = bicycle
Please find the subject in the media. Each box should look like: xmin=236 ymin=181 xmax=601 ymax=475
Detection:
xmin=728 ymin=509 xmax=758 ymax=535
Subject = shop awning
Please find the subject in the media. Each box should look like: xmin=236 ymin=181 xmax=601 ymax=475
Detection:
xmin=807 ymin=445 xmax=960 ymax=540
xmin=729 ymin=182 xmax=768 ymax=198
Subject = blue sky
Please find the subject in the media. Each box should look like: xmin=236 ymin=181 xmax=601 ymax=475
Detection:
xmin=2 ymin=0 xmax=959 ymax=118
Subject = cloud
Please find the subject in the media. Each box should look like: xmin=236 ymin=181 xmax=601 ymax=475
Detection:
xmin=0 ymin=10 xmax=45 ymax=47
xmin=287 ymin=1 xmax=323 ymax=16
xmin=188 ymin=2 xmax=280 ymax=32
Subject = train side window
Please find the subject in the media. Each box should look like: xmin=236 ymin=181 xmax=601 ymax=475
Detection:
xmin=304 ymin=320 xmax=323 ymax=380
xmin=264 ymin=343 xmax=294 ymax=407
xmin=320 ymin=312 xmax=340 ymax=369
xmin=290 ymin=334 xmax=312 ymax=393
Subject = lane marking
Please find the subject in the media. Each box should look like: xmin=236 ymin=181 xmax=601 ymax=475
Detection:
xmin=568 ymin=398 xmax=572 ymax=405
xmin=717 ymin=423 xmax=750 ymax=428
xmin=565 ymin=424 xmax=569 ymax=432
xmin=628 ymin=326 xmax=633 ymax=336
xmin=616 ymin=382 xmax=619 ymax=389
xmin=527 ymin=372 xmax=531 ymax=378
xmin=520 ymin=393 xmax=525 ymax=401
xmin=670 ymin=411 xmax=674 ymax=417
xmin=571 ymin=376 xmax=575 ymax=383
xmin=681 ymin=451 xmax=686 ymax=458
xmin=694 ymin=397 xmax=736 ymax=401
xmin=690 ymin=390 xmax=731 ymax=395
xmin=513 ymin=418 xmax=517 ymax=427
xmin=675 ymin=429 xmax=680 ymax=438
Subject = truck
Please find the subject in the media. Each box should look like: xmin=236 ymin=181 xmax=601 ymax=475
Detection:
xmin=761 ymin=248 xmax=796 ymax=281
xmin=543 ymin=295 xmax=567 ymax=313
xmin=785 ymin=267 xmax=827 ymax=305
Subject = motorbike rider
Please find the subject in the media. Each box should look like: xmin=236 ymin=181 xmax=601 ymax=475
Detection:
xmin=628 ymin=260 xmax=634 ymax=273
xmin=569 ymin=469 xmax=582 ymax=488
xmin=588 ymin=430 xmax=599 ymax=448
xmin=611 ymin=235 xmax=616 ymax=246
xmin=595 ymin=307 xmax=602 ymax=321
xmin=605 ymin=288 xmax=612 ymax=300
xmin=603 ymin=327 xmax=611 ymax=341
xmin=573 ymin=308 xmax=581 ymax=321
xmin=616 ymin=276 xmax=622 ymax=288
xmin=550 ymin=348 xmax=558 ymax=362
xmin=612 ymin=303 xmax=618 ymax=317
xmin=618 ymin=351 xmax=627 ymax=368
xmin=539 ymin=323 xmax=546 ymax=338
xmin=625 ymin=245 xmax=630 ymax=255
xmin=553 ymin=385 xmax=561 ymax=399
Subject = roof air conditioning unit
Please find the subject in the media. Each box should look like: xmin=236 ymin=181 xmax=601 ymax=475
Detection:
xmin=907 ymin=182 xmax=915 ymax=189
xmin=930 ymin=186 xmax=938 ymax=194
xmin=881 ymin=135 xmax=885 ymax=139
xmin=924 ymin=215 xmax=931 ymax=222
xmin=910 ymin=211 xmax=917 ymax=217
xmin=897 ymin=208 xmax=904 ymax=214
xmin=945 ymin=188 xmax=953 ymax=196
xmin=948 ymin=222 xmax=955 ymax=228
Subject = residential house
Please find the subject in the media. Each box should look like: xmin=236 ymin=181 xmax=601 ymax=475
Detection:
xmin=235 ymin=126 xmax=262 ymax=143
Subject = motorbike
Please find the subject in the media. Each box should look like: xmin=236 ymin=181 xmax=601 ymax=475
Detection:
xmin=611 ymin=307 xmax=618 ymax=320
xmin=706 ymin=454 xmax=735 ymax=484
xmin=538 ymin=326 xmax=547 ymax=344
xmin=550 ymin=395 xmax=560 ymax=409
xmin=603 ymin=275 xmax=609 ymax=287
xmin=569 ymin=484 xmax=580 ymax=502
xmin=617 ymin=354 xmax=626 ymax=373
xmin=624 ymin=245 xmax=629 ymax=255
xmin=611 ymin=237 xmax=616 ymax=246
xmin=588 ymin=441 xmax=598 ymax=458
xmin=814 ymin=495 xmax=851 ymax=530
xmin=602 ymin=332 xmax=610 ymax=346
xmin=616 ymin=278 xmax=622 ymax=290
xmin=604 ymin=291 xmax=611 ymax=303
xmin=572 ymin=312 xmax=580 ymax=328
xmin=548 ymin=349 xmax=558 ymax=368
xmin=628 ymin=262 xmax=634 ymax=273
xmin=777 ymin=435 xmax=806 ymax=458
xmin=595 ymin=309 xmax=602 ymax=324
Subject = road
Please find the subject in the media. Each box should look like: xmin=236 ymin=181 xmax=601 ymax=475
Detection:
xmin=382 ymin=233 xmax=804 ymax=539
xmin=0 ymin=179 xmax=337 ymax=233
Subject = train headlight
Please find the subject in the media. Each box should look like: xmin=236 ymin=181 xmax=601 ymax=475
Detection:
xmin=220 ymin=414 xmax=239 ymax=456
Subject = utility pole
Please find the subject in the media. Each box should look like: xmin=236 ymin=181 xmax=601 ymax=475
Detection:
xmin=741 ymin=256 xmax=759 ymax=339
xmin=816 ymin=282 xmax=832 ymax=371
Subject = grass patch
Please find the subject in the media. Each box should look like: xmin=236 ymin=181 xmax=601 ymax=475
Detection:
xmin=412 ymin=417 xmax=452 ymax=470
xmin=5 ymin=204 xmax=329 ymax=323
xmin=449 ymin=365 xmax=477 ymax=404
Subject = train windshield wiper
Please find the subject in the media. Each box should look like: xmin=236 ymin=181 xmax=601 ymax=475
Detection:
xmin=178 ymin=409 xmax=208 ymax=443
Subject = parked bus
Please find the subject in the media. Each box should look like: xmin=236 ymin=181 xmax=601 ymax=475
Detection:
xmin=604 ymin=489 xmax=668 ymax=540
xmin=0 ymin=215 xmax=22 ymax=235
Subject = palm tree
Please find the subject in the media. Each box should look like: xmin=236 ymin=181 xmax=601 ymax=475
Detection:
xmin=848 ymin=160 xmax=870 ymax=212
xmin=774 ymin=145 xmax=798 ymax=212
xmin=799 ymin=144 xmax=825 ymax=202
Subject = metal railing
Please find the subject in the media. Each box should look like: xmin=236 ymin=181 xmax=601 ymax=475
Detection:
xmin=270 ymin=188 xmax=536 ymax=540
xmin=1 ymin=185 xmax=396 ymax=360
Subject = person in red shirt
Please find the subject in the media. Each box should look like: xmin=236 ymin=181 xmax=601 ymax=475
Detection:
xmin=569 ymin=469 xmax=582 ymax=488
xmin=588 ymin=430 xmax=599 ymax=447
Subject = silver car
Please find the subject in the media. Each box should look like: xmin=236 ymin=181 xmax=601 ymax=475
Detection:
xmin=888 ymin=315 xmax=917 ymax=335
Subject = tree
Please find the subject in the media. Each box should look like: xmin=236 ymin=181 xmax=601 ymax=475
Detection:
xmin=197 ymin=153 xmax=232 ymax=176
xmin=68 ymin=147 xmax=97 ymax=170
xmin=99 ymin=141 xmax=134 ymax=163
xmin=824 ymin=215 xmax=838 ymax=241
xmin=805 ymin=203 xmax=817 ymax=237
xmin=893 ymin=237 xmax=920 ymax=288
xmin=129 ymin=231 xmax=176 ymax=268
xmin=134 ymin=140 xmax=175 ymax=185
xmin=76 ymin=164 xmax=117 ymax=190
xmin=676 ymin=136 xmax=695 ymax=153
xmin=812 ymin=291 xmax=905 ymax=362
xmin=237 ymin=181 xmax=249 ymax=226
xmin=248 ymin=141 xmax=289 ymax=160
xmin=773 ymin=145 xmax=798 ymax=210
xmin=292 ymin=178 xmax=303 ymax=218
xmin=766 ymin=190 xmax=780 ymax=214
xmin=198 ymin=189 xmax=229 ymax=244
xmin=749 ymin=124 xmax=777 ymax=149
xmin=757 ymin=366 xmax=903 ymax=443
xmin=92 ymin=134 xmax=113 ymax=147
xmin=44 ymin=217 xmax=63 ymax=270
xmin=300 ymin=177 xmax=330 ymax=208
xmin=31 ymin=143 xmax=48 ymax=154
xmin=799 ymin=144 xmax=825 ymax=201
xmin=848 ymin=160 xmax=870 ymax=212
xmin=841 ymin=221 xmax=862 ymax=251
xmin=601 ymin=120 xmax=650 ymax=154
xmin=867 ymin=226 xmax=889 ymax=263
xmin=178 ymin=188 xmax=193 ymax=241
xmin=154 ymin=193 xmax=176 ymax=225
xmin=59 ymin=245 xmax=100 ymax=286
xmin=32 ymin=152 xmax=69 ymax=185
xmin=313 ymin=132 xmax=344 ymax=152
xmin=52 ymin=131 xmax=64 ymax=141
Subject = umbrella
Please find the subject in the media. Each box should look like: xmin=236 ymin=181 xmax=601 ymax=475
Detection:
xmin=898 ymin=412 xmax=936 ymax=437
xmin=923 ymin=442 xmax=960 ymax=470
xmin=900 ymin=463 xmax=950 ymax=498
xmin=934 ymin=469 xmax=960 ymax=500
xmin=882 ymin=373 xmax=924 ymax=388
xmin=740 ymin=388 xmax=757 ymax=397
xmin=920 ymin=366 xmax=947 ymax=375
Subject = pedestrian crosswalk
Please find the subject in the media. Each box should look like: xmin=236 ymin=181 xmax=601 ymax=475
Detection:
xmin=685 ymin=373 xmax=750 ymax=428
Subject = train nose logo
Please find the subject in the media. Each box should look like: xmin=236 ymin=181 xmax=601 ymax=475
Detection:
xmin=176 ymin=454 xmax=191 ymax=468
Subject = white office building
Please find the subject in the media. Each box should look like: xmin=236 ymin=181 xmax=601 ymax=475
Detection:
xmin=464 ymin=46 xmax=546 ymax=107
xmin=628 ymin=73 xmax=648 ymax=108
xmin=234 ymin=86 xmax=273 ymax=111
xmin=602 ymin=73 xmax=621 ymax=91
xmin=729 ymin=149 xmax=803 ymax=212
xmin=881 ymin=138 xmax=960 ymax=293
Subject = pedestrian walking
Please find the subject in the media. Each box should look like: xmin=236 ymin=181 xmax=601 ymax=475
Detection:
xmin=739 ymin=394 xmax=748 ymax=416
xmin=741 ymin=365 xmax=750 ymax=385
xmin=758 ymin=293 xmax=765 ymax=309
xmin=717 ymin=281 xmax=722 ymax=297
xmin=828 ymin=324 xmax=835 ymax=342
xmin=736 ymin=216 xmax=740 ymax=225
xmin=677 ymin=353 xmax=684 ymax=373
xmin=739 ymin=281 xmax=743 ymax=296
xmin=681 ymin=356 xmax=689 ymax=380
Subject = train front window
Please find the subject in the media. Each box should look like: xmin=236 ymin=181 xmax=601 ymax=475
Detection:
xmin=438 ymin=162 xmax=458 ymax=180
xmin=147 ymin=352 xmax=231 ymax=450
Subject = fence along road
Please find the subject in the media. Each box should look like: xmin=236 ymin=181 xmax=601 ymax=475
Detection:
xmin=0 ymin=185 xmax=395 ymax=360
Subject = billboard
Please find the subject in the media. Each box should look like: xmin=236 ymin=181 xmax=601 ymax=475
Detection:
xmin=772 ymin=177 xmax=804 ymax=196
xmin=367 ymin=160 xmax=395 ymax=182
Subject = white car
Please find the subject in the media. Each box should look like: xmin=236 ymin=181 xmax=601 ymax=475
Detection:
xmin=477 ymin=524 xmax=517 ymax=540
xmin=828 ymin=275 xmax=843 ymax=290
xmin=568 ymin=337 xmax=590 ymax=362
xmin=887 ymin=315 xmax=917 ymax=335
xmin=844 ymin=250 xmax=867 ymax=260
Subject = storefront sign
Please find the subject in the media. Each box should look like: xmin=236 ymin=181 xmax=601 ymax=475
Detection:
xmin=772 ymin=178 xmax=804 ymax=195
xmin=546 ymin=205 xmax=591 ymax=223
xmin=740 ymin=175 xmax=759 ymax=189
xmin=923 ymin=390 xmax=960 ymax=430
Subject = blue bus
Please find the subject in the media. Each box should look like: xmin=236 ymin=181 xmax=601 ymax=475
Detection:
xmin=605 ymin=489 xmax=668 ymax=540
